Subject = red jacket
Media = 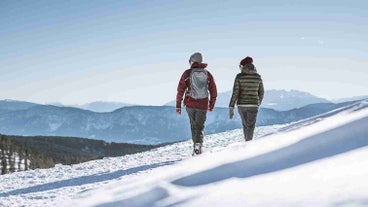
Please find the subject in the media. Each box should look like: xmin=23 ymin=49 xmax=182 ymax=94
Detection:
xmin=176 ymin=63 xmax=217 ymax=111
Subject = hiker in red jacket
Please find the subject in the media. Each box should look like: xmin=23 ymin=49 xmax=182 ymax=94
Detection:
xmin=176 ymin=52 xmax=217 ymax=155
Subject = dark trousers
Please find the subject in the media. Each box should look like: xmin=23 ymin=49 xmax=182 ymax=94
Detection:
xmin=186 ymin=107 xmax=207 ymax=144
xmin=238 ymin=106 xmax=258 ymax=141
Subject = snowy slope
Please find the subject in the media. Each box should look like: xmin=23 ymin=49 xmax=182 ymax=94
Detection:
xmin=1 ymin=100 xmax=367 ymax=207
xmin=0 ymin=125 xmax=283 ymax=207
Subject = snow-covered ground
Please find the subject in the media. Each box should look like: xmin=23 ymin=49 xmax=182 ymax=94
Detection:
xmin=0 ymin=124 xmax=282 ymax=207
xmin=1 ymin=100 xmax=367 ymax=207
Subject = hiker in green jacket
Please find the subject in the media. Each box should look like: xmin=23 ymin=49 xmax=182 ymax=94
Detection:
xmin=229 ymin=56 xmax=264 ymax=141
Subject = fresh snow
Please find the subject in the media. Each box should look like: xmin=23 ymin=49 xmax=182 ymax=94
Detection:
xmin=1 ymin=100 xmax=367 ymax=207
xmin=0 ymin=125 xmax=283 ymax=207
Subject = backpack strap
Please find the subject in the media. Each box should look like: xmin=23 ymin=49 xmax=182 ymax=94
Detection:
xmin=184 ymin=69 xmax=192 ymax=82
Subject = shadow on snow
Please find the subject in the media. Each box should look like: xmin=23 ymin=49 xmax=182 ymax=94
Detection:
xmin=0 ymin=160 xmax=178 ymax=197
xmin=96 ymin=115 xmax=368 ymax=207
xmin=172 ymin=116 xmax=368 ymax=186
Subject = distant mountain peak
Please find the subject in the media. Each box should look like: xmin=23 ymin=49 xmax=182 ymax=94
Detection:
xmin=46 ymin=101 xmax=136 ymax=113
xmin=267 ymin=89 xmax=320 ymax=97
xmin=194 ymin=89 xmax=331 ymax=111
xmin=77 ymin=101 xmax=134 ymax=112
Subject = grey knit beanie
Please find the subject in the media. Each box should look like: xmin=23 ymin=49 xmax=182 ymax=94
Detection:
xmin=189 ymin=52 xmax=203 ymax=63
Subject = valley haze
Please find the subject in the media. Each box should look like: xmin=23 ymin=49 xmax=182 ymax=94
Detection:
xmin=0 ymin=95 xmax=360 ymax=144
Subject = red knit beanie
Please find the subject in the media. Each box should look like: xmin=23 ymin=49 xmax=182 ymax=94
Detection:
xmin=240 ymin=56 xmax=253 ymax=66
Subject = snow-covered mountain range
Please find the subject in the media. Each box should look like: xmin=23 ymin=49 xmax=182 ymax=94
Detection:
xmin=51 ymin=101 xmax=134 ymax=113
xmin=0 ymin=101 xmax=355 ymax=144
xmin=331 ymin=95 xmax=368 ymax=103
xmin=55 ymin=89 xmax=325 ymax=112
xmin=56 ymin=89 xmax=325 ymax=112
xmin=3 ymin=90 xmax=366 ymax=113
xmin=166 ymin=89 xmax=332 ymax=111
xmin=254 ymin=89 xmax=331 ymax=111
xmin=0 ymin=99 xmax=367 ymax=207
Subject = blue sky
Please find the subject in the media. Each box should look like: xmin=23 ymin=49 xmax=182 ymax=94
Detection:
xmin=1 ymin=0 xmax=367 ymax=105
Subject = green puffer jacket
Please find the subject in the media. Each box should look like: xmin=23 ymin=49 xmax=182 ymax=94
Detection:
xmin=229 ymin=63 xmax=264 ymax=107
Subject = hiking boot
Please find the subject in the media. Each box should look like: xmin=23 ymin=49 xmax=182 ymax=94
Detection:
xmin=194 ymin=143 xmax=202 ymax=155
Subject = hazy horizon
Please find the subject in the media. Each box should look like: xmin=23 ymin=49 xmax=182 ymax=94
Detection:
xmin=1 ymin=88 xmax=367 ymax=106
xmin=1 ymin=1 xmax=367 ymax=105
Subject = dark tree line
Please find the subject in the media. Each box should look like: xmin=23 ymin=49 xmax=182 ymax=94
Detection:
xmin=1 ymin=134 xmax=32 ymax=174
xmin=0 ymin=134 xmax=167 ymax=175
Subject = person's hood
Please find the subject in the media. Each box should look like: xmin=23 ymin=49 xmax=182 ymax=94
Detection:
xmin=241 ymin=63 xmax=257 ymax=73
xmin=191 ymin=62 xmax=208 ymax=69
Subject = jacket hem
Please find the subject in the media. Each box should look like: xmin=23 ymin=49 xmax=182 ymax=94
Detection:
xmin=237 ymin=104 xmax=259 ymax=107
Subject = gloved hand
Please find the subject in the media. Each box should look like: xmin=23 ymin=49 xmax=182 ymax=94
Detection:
xmin=176 ymin=108 xmax=181 ymax=115
xmin=229 ymin=107 xmax=234 ymax=119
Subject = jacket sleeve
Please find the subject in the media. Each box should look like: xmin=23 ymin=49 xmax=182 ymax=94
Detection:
xmin=258 ymin=79 xmax=264 ymax=105
xmin=207 ymin=72 xmax=217 ymax=110
xmin=229 ymin=76 xmax=239 ymax=107
xmin=176 ymin=71 xmax=189 ymax=108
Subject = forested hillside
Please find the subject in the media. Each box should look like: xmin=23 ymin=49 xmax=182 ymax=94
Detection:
xmin=0 ymin=134 xmax=163 ymax=175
